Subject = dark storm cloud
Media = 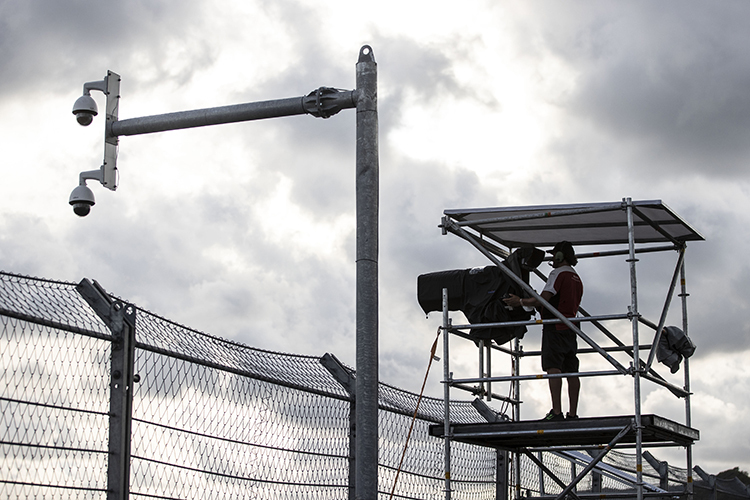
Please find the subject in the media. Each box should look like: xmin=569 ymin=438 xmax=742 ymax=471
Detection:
xmin=0 ymin=0 xmax=214 ymax=96
xmin=379 ymin=159 xmax=490 ymax=323
xmin=523 ymin=1 xmax=750 ymax=179
xmin=482 ymin=1 xmax=750 ymax=361
xmin=249 ymin=0 xmax=354 ymax=97
xmin=375 ymin=34 xmax=502 ymax=130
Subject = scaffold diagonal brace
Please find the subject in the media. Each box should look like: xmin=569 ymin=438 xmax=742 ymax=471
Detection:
xmin=553 ymin=422 xmax=634 ymax=500
xmin=522 ymin=449 xmax=583 ymax=500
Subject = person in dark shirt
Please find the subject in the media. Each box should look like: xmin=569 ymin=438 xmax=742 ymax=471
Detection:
xmin=503 ymin=241 xmax=583 ymax=421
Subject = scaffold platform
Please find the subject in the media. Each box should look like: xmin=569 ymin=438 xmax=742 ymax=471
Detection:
xmin=428 ymin=199 xmax=704 ymax=499
xmin=429 ymin=414 xmax=699 ymax=451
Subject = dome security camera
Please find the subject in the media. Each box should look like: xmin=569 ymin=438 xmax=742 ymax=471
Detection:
xmin=69 ymin=184 xmax=96 ymax=217
xmin=72 ymin=94 xmax=99 ymax=126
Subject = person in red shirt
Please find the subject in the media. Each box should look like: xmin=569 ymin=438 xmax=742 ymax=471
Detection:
xmin=504 ymin=241 xmax=583 ymax=421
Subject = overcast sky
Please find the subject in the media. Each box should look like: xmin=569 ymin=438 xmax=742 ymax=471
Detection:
xmin=1 ymin=0 xmax=749 ymax=475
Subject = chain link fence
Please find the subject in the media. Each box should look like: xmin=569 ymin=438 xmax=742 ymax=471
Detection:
xmin=0 ymin=271 xmax=499 ymax=499
xmin=1 ymin=271 xmax=699 ymax=499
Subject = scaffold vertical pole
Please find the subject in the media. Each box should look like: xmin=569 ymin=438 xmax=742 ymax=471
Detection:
xmin=478 ymin=340 xmax=485 ymax=400
xmin=680 ymin=256 xmax=694 ymax=499
xmin=626 ymin=197 xmax=644 ymax=500
xmin=514 ymin=341 xmax=522 ymax=421
xmin=486 ymin=342 xmax=492 ymax=401
xmin=442 ymin=288 xmax=452 ymax=500
xmin=513 ymin=338 xmax=522 ymax=500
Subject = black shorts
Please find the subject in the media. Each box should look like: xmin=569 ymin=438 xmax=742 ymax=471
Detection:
xmin=541 ymin=326 xmax=579 ymax=373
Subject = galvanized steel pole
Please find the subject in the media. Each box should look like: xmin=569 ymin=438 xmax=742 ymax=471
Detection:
xmin=442 ymin=288 xmax=452 ymax=500
xmin=111 ymin=91 xmax=357 ymax=136
xmin=355 ymin=45 xmax=379 ymax=500
xmin=625 ymin=198 xmax=644 ymax=500
xmin=680 ymin=258 xmax=694 ymax=498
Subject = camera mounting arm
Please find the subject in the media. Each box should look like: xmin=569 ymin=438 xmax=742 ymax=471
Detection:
xmin=69 ymin=167 xmax=105 ymax=217
xmin=79 ymin=167 xmax=104 ymax=185
xmin=101 ymin=71 xmax=121 ymax=191
xmin=72 ymin=72 xmax=120 ymax=192
xmin=82 ymin=78 xmax=108 ymax=96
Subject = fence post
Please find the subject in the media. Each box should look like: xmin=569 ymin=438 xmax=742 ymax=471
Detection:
xmin=644 ymin=451 xmax=669 ymax=495
xmin=586 ymin=449 xmax=603 ymax=494
xmin=77 ymin=279 xmax=137 ymax=500
xmin=497 ymin=450 xmax=509 ymax=500
xmin=471 ymin=399 xmax=508 ymax=500
xmin=694 ymin=466 xmax=717 ymax=500
xmin=320 ymin=353 xmax=357 ymax=500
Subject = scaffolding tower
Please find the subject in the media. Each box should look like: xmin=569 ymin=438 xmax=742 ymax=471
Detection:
xmin=428 ymin=198 xmax=703 ymax=500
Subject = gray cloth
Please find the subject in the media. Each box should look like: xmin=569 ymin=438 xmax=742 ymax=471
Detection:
xmin=656 ymin=325 xmax=696 ymax=373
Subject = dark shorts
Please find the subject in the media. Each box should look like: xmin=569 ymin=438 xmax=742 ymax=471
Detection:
xmin=541 ymin=326 xmax=579 ymax=373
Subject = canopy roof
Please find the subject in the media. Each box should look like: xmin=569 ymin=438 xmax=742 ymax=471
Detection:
xmin=444 ymin=200 xmax=704 ymax=249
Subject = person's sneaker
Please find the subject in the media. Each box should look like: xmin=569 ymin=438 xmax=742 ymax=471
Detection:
xmin=566 ymin=413 xmax=579 ymax=420
xmin=540 ymin=409 xmax=565 ymax=421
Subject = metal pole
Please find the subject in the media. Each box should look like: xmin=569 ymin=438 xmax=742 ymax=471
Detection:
xmin=497 ymin=450 xmax=509 ymax=500
xmin=486 ymin=342 xmax=492 ymax=402
xmin=471 ymin=402 xmax=510 ymax=500
xmin=450 ymin=369 xmax=622 ymax=385
xmin=571 ymin=460 xmax=577 ymax=497
xmin=442 ymin=288 xmax=452 ymax=500
xmin=77 ymin=279 xmax=137 ymax=500
xmin=450 ymin=312 xmax=632 ymax=331
xmin=626 ymin=198 xmax=644 ymax=500
xmin=537 ymin=451 xmax=546 ymax=495
xmin=513 ymin=337 xmax=522 ymax=500
xmin=111 ymin=91 xmax=357 ymax=136
xmin=588 ymin=449 xmax=603 ymax=494
xmin=644 ymin=451 xmax=670 ymax=492
xmin=554 ymin=423 xmax=634 ymax=500
xmin=355 ymin=45 xmax=379 ymax=500
xmin=514 ymin=338 xmax=521 ymax=422
xmin=108 ymin=307 xmax=136 ymax=500
xmin=479 ymin=340 xmax=485 ymax=399
xmin=319 ymin=354 xmax=357 ymax=500
xmin=644 ymin=247 xmax=686 ymax=372
xmin=524 ymin=452 xmax=577 ymax=499
xmin=680 ymin=258 xmax=694 ymax=499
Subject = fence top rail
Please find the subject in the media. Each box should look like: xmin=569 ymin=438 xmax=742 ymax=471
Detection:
xmin=1 ymin=270 xmax=492 ymax=423
xmin=0 ymin=271 xmax=110 ymax=337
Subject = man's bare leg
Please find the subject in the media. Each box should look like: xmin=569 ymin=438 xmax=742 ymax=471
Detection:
xmin=547 ymin=368 xmax=563 ymax=415
xmin=567 ymin=376 xmax=580 ymax=417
